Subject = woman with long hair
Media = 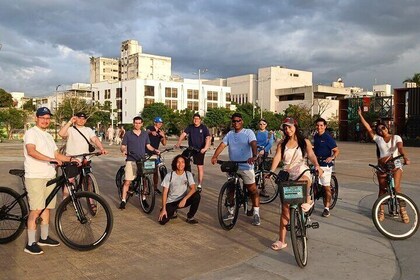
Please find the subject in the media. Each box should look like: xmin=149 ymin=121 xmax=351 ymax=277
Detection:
xmin=269 ymin=117 xmax=323 ymax=250
xmin=358 ymin=107 xmax=410 ymax=223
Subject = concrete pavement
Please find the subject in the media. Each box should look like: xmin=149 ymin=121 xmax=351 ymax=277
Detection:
xmin=0 ymin=140 xmax=419 ymax=280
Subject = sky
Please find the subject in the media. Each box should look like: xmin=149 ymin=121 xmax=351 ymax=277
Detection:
xmin=1 ymin=0 xmax=420 ymax=97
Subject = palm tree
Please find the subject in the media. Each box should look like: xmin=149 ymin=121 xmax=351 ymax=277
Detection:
xmin=403 ymin=73 xmax=420 ymax=86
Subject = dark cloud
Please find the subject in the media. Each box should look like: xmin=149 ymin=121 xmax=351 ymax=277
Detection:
xmin=1 ymin=0 xmax=420 ymax=96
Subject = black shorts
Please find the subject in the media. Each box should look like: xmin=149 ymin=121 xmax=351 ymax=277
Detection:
xmin=192 ymin=152 xmax=205 ymax=165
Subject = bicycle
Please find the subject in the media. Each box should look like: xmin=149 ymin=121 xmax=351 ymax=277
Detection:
xmin=280 ymin=169 xmax=320 ymax=268
xmin=0 ymin=162 xmax=113 ymax=250
xmin=369 ymin=155 xmax=419 ymax=240
xmin=178 ymin=145 xmax=201 ymax=172
xmin=70 ymin=151 xmax=102 ymax=194
xmin=216 ymin=160 xmax=256 ymax=230
xmin=254 ymin=148 xmax=279 ymax=204
xmin=306 ymin=164 xmax=339 ymax=215
xmin=115 ymin=153 xmax=156 ymax=213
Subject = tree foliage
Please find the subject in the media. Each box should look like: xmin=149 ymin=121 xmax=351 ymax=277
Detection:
xmin=22 ymin=99 xmax=36 ymax=111
xmin=203 ymin=107 xmax=231 ymax=132
xmin=403 ymin=73 xmax=420 ymax=86
xmin=0 ymin=108 xmax=27 ymax=139
xmin=0 ymin=88 xmax=13 ymax=108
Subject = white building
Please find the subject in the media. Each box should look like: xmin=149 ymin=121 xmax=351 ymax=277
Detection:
xmin=10 ymin=92 xmax=25 ymax=108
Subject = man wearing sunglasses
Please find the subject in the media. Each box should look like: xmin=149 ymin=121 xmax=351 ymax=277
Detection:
xmin=211 ymin=113 xmax=261 ymax=226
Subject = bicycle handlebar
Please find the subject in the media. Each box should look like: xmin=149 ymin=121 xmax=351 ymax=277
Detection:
xmin=178 ymin=145 xmax=201 ymax=152
xmin=369 ymin=154 xmax=405 ymax=173
xmin=70 ymin=151 xmax=102 ymax=158
xmin=216 ymin=160 xmax=248 ymax=164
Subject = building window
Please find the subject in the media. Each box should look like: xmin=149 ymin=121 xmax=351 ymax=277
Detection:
xmin=226 ymin=93 xmax=231 ymax=102
xmin=165 ymin=100 xmax=178 ymax=110
xmin=165 ymin=87 xmax=178 ymax=98
xmin=187 ymin=101 xmax=199 ymax=111
xmin=207 ymin=91 xmax=218 ymax=101
xmin=187 ymin=89 xmax=199 ymax=99
xmin=144 ymin=86 xmax=154 ymax=97
xmin=145 ymin=98 xmax=154 ymax=106
xmin=207 ymin=102 xmax=218 ymax=109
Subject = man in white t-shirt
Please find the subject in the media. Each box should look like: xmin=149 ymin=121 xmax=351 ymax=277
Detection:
xmin=107 ymin=126 xmax=115 ymax=145
xmin=23 ymin=107 xmax=73 ymax=255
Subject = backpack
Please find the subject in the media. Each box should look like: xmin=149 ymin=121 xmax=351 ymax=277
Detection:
xmin=169 ymin=171 xmax=190 ymax=186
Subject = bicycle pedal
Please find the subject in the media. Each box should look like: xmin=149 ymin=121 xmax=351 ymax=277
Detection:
xmin=310 ymin=222 xmax=320 ymax=229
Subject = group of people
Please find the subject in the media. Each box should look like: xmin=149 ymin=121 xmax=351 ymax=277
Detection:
xmin=22 ymin=105 xmax=410 ymax=255
xmin=107 ymin=125 xmax=126 ymax=145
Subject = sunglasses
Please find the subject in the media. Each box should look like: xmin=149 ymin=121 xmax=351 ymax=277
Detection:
xmin=232 ymin=119 xmax=242 ymax=123
xmin=259 ymin=123 xmax=267 ymax=126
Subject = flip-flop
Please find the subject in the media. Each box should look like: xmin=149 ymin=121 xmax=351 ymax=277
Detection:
xmin=301 ymin=201 xmax=314 ymax=213
xmin=271 ymin=240 xmax=287 ymax=251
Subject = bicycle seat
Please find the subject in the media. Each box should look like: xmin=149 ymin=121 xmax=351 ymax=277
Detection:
xmin=9 ymin=169 xmax=25 ymax=177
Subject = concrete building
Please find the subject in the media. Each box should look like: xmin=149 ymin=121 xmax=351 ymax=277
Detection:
xmin=10 ymin=92 xmax=25 ymax=108
xmin=90 ymin=57 xmax=119 ymax=84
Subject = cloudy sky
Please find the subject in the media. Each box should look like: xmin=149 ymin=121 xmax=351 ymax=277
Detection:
xmin=1 ymin=0 xmax=419 ymax=97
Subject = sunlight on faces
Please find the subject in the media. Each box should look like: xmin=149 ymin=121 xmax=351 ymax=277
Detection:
xmin=36 ymin=116 xmax=51 ymax=129
xmin=283 ymin=124 xmax=296 ymax=136
xmin=176 ymin=157 xmax=185 ymax=172
xmin=316 ymin=122 xmax=326 ymax=134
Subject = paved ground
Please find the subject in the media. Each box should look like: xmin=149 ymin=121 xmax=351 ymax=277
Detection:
xmin=0 ymin=140 xmax=419 ymax=280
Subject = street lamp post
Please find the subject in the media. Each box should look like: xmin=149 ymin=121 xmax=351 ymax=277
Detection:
xmin=194 ymin=68 xmax=208 ymax=115
xmin=256 ymin=77 xmax=271 ymax=119
xmin=55 ymin=85 xmax=62 ymax=141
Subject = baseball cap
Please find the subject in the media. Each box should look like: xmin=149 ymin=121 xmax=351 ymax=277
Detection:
xmin=154 ymin=116 xmax=163 ymax=123
xmin=75 ymin=112 xmax=87 ymax=118
xmin=282 ymin=117 xmax=298 ymax=128
xmin=36 ymin=107 xmax=53 ymax=117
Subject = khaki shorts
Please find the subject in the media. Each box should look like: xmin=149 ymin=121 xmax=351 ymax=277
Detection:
xmin=26 ymin=178 xmax=57 ymax=210
xmin=237 ymin=169 xmax=256 ymax=185
xmin=319 ymin=166 xmax=332 ymax=186
xmin=124 ymin=161 xmax=138 ymax=181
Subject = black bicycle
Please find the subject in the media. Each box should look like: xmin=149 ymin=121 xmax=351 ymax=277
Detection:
xmin=0 ymin=162 xmax=113 ymax=250
xmin=369 ymin=155 xmax=419 ymax=240
xmin=115 ymin=153 xmax=156 ymax=213
xmin=178 ymin=145 xmax=201 ymax=172
xmin=254 ymin=149 xmax=279 ymax=204
xmin=216 ymin=160 xmax=255 ymax=230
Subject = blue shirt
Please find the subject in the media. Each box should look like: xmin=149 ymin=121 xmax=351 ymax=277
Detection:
xmin=122 ymin=130 xmax=151 ymax=161
xmin=256 ymin=130 xmax=274 ymax=153
xmin=184 ymin=124 xmax=210 ymax=149
xmin=313 ymin=132 xmax=337 ymax=167
xmin=223 ymin=128 xmax=256 ymax=170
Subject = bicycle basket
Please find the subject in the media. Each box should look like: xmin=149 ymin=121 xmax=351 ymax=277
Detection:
xmin=220 ymin=161 xmax=238 ymax=173
xmin=279 ymin=181 xmax=306 ymax=205
xmin=64 ymin=163 xmax=80 ymax=178
xmin=138 ymin=159 xmax=156 ymax=175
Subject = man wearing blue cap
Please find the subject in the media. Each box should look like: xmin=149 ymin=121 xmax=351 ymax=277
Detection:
xmin=23 ymin=107 xmax=74 ymax=254
xmin=147 ymin=116 xmax=167 ymax=194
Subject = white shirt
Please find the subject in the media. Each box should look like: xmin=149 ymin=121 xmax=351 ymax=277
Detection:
xmin=24 ymin=126 xmax=58 ymax=178
xmin=65 ymin=126 xmax=96 ymax=156
xmin=373 ymin=134 xmax=402 ymax=158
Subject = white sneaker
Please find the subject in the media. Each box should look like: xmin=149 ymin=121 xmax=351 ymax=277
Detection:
xmin=197 ymin=184 xmax=202 ymax=192
xmin=252 ymin=214 xmax=261 ymax=226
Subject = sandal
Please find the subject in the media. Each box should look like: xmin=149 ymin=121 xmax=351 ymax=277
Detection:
xmin=378 ymin=210 xmax=385 ymax=222
xmin=271 ymin=240 xmax=287 ymax=251
xmin=301 ymin=201 xmax=314 ymax=213
xmin=400 ymin=208 xmax=410 ymax=224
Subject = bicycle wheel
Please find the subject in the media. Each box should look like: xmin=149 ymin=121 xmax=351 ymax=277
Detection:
xmin=0 ymin=187 xmax=28 ymax=244
xmin=217 ymin=181 xmax=240 ymax=230
xmin=372 ymin=193 xmax=419 ymax=240
xmin=55 ymin=191 xmax=113 ymax=250
xmin=256 ymin=170 xmax=279 ymax=204
xmin=115 ymin=166 xmax=125 ymax=200
xmin=159 ymin=165 xmax=168 ymax=182
xmin=290 ymin=207 xmax=308 ymax=268
xmin=329 ymin=174 xmax=338 ymax=210
xmin=139 ymin=176 xmax=155 ymax=213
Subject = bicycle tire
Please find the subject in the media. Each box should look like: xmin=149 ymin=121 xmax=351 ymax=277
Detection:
xmin=217 ymin=181 xmax=240 ymax=230
xmin=55 ymin=191 xmax=113 ymax=250
xmin=159 ymin=165 xmax=168 ymax=182
xmin=329 ymin=174 xmax=338 ymax=210
xmin=372 ymin=193 xmax=419 ymax=240
xmin=290 ymin=207 xmax=308 ymax=268
xmin=82 ymin=173 xmax=100 ymax=195
xmin=115 ymin=166 xmax=125 ymax=200
xmin=139 ymin=176 xmax=155 ymax=214
xmin=256 ymin=170 xmax=279 ymax=204
xmin=0 ymin=187 xmax=28 ymax=244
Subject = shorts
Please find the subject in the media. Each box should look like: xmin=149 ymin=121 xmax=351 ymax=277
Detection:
xmin=124 ymin=161 xmax=137 ymax=181
xmin=237 ymin=169 xmax=256 ymax=185
xmin=319 ymin=166 xmax=332 ymax=186
xmin=192 ymin=152 xmax=205 ymax=165
xmin=26 ymin=178 xmax=57 ymax=210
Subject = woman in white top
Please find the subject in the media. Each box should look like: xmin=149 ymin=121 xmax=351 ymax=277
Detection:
xmin=269 ymin=117 xmax=323 ymax=251
xmin=358 ymin=108 xmax=410 ymax=223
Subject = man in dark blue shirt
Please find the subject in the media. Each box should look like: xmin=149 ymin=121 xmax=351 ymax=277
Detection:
xmin=119 ymin=116 xmax=159 ymax=209
xmin=313 ymin=118 xmax=339 ymax=217
xmin=175 ymin=113 xmax=211 ymax=192
xmin=147 ymin=116 xmax=167 ymax=194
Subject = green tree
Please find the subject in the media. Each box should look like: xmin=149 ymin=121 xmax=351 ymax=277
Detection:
xmin=22 ymin=99 xmax=36 ymax=111
xmin=403 ymin=73 xmax=420 ymax=86
xmin=141 ymin=103 xmax=174 ymax=127
xmin=234 ymin=103 xmax=254 ymax=128
xmin=0 ymin=88 xmax=13 ymax=108
xmin=0 ymin=108 xmax=27 ymax=139
xmin=284 ymin=104 xmax=313 ymax=137
xmin=203 ymin=107 xmax=231 ymax=132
